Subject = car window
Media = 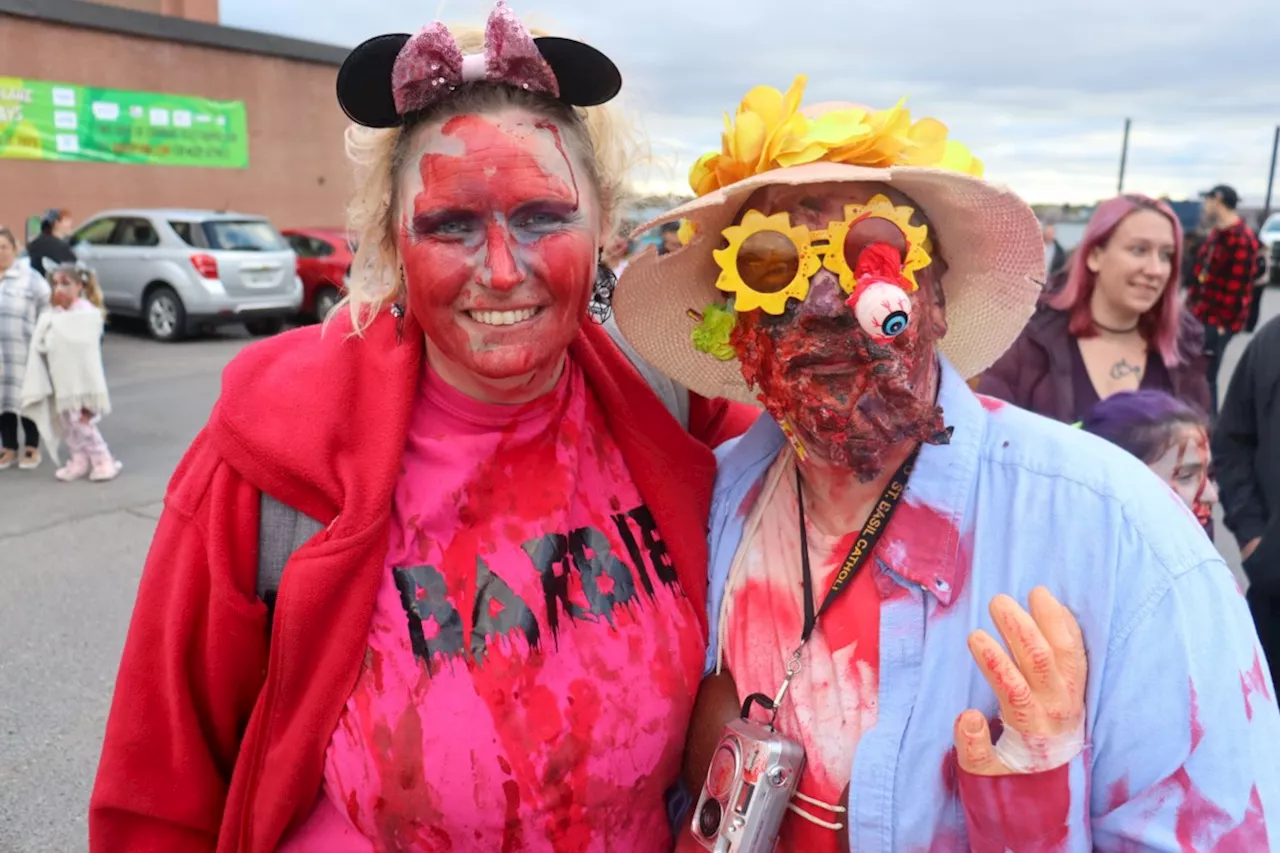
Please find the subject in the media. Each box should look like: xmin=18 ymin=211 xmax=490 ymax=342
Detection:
xmin=115 ymin=218 xmax=160 ymax=247
xmin=204 ymin=220 xmax=287 ymax=252
xmin=75 ymin=219 xmax=118 ymax=246
xmin=284 ymin=235 xmax=306 ymax=257
xmin=312 ymin=237 xmax=336 ymax=258
xmin=170 ymin=221 xmax=201 ymax=247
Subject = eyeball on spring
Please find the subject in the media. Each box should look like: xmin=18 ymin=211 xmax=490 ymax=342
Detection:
xmin=848 ymin=280 xmax=912 ymax=342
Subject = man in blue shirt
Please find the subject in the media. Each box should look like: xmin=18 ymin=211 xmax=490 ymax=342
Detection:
xmin=616 ymin=75 xmax=1280 ymax=852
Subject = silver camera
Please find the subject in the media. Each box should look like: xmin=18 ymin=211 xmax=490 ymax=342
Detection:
xmin=691 ymin=716 xmax=806 ymax=852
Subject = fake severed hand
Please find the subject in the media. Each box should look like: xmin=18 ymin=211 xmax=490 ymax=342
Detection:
xmin=953 ymin=586 xmax=1087 ymax=776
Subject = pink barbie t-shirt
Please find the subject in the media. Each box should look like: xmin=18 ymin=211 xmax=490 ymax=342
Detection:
xmin=281 ymin=358 xmax=704 ymax=852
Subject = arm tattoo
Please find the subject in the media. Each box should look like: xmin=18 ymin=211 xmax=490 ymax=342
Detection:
xmin=1110 ymin=359 xmax=1144 ymax=381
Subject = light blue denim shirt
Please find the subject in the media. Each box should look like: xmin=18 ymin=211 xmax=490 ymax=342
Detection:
xmin=704 ymin=357 xmax=1280 ymax=851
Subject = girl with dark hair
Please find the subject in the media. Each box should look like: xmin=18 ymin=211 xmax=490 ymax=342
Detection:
xmin=979 ymin=195 xmax=1211 ymax=423
xmin=1082 ymin=389 xmax=1217 ymax=532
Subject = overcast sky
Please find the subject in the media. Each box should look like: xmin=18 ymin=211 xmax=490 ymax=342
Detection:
xmin=222 ymin=0 xmax=1280 ymax=205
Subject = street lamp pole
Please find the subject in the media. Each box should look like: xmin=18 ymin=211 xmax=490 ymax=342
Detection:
xmin=1117 ymin=118 xmax=1132 ymax=194
xmin=1263 ymin=125 xmax=1279 ymax=222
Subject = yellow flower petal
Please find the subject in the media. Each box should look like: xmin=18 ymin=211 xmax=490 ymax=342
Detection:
xmin=731 ymin=111 xmax=768 ymax=173
xmin=780 ymin=75 xmax=807 ymax=118
xmin=689 ymin=153 xmax=720 ymax=196
xmin=805 ymin=109 xmax=871 ymax=145
xmin=741 ymin=85 xmax=785 ymax=128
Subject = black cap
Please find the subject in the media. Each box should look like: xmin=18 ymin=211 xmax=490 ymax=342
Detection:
xmin=1203 ymin=185 xmax=1240 ymax=210
xmin=336 ymin=33 xmax=622 ymax=129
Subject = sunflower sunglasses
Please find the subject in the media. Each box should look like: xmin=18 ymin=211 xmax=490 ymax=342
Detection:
xmin=711 ymin=194 xmax=935 ymax=341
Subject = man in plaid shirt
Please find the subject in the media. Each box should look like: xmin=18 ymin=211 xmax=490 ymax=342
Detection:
xmin=1189 ymin=184 xmax=1261 ymax=417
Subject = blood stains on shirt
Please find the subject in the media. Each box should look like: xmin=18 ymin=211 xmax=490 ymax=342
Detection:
xmin=289 ymin=358 xmax=704 ymax=851
xmin=723 ymin=452 xmax=881 ymax=853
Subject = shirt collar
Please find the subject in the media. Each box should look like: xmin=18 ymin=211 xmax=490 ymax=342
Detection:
xmin=871 ymin=358 xmax=984 ymax=605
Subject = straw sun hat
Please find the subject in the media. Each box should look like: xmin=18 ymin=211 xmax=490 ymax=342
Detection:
xmin=614 ymin=77 xmax=1045 ymax=407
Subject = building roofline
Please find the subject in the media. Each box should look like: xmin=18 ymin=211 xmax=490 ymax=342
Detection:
xmin=0 ymin=0 xmax=350 ymax=66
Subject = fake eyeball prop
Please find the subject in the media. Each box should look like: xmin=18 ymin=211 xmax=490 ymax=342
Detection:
xmin=849 ymin=280 xmax=913 ymax=342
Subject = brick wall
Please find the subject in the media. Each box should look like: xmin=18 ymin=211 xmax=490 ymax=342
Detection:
xmin=87 ymin=0 xmax=219 ymax=24
xmin=0 ymin=14 xmax=352 ymax=238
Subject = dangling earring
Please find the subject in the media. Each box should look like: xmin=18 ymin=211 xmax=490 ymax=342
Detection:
xmin=589 ymin=252 xmax=617 ymax=325
xmin=392 ymin=266 xmax=407 ymax=343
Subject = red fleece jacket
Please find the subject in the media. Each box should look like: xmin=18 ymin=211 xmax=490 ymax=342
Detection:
xmin=88 ymin=309 xmax=755 ymax=853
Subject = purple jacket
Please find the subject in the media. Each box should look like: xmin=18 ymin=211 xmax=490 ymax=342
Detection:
xmin=977 ymin=306 xmax=1212 ymax=423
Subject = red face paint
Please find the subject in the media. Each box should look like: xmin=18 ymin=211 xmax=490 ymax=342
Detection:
xmin=731 ymin=187 xmax=947 ymax=482
xmin=399 ymin=111 xmax=597 ymax=402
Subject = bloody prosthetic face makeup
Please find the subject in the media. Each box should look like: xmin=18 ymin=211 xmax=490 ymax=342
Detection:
xmin=1148 ymin=424 xmax=1218 ymax=531
xmin=730 ymin=183 xmax=949 ymax=482
xmin=398 ymin=107 xmax=600 ymax=403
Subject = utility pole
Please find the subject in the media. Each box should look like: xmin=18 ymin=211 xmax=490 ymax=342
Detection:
xmin=1263 ymin=125 xmax=1279 ymax=222
xmin=1117 ymin=118 xmax=1132 ymax=194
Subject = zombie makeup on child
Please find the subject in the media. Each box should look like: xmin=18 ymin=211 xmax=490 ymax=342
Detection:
xmin=397 ymin=107 xmax=600 ymax=395
xmin=725 ymin=182 xmax=949 ymax=481
xmin=50 ymin=269 xmax=83 ymax=310
xmin=1147 ymin=424 xmax=1218 ymax=529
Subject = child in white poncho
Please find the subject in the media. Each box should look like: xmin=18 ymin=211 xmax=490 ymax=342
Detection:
xmin=21 ymin=263 xmax=121 ymax=482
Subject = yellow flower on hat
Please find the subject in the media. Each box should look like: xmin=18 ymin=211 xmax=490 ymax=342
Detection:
xmin=688 ymin=75 xmax=984 ymax=197
xmin=677 ymin=219 xmax=697 ymax=245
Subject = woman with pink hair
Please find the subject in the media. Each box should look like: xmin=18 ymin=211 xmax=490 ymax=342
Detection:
xmin=979 ymin=194 xmax=1211 ymax=423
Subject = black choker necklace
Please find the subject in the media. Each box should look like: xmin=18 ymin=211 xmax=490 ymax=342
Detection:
xmin=1094 ymin=319 xmax=1140 ymax=334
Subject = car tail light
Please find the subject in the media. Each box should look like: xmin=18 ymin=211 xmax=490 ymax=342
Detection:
xmin=190 ymin=254 xmax=218 ymax=279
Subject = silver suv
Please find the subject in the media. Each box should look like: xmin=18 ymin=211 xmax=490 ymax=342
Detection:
xmin=71 ymin=209 xmax=303 ymax=341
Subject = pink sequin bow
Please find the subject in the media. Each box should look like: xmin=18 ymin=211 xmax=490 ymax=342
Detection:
xmin=391 ymin=1 xmax=560 ymax=116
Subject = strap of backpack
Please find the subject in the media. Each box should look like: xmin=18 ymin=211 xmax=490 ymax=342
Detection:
xmin=256 ymin=492 xmax=324 ymax=623
xmin=601 ymin=314 xmax=690 ymax=430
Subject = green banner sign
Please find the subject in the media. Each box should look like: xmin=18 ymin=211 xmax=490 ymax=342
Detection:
xmin=0 ymin=76 xmax=248 ymax=168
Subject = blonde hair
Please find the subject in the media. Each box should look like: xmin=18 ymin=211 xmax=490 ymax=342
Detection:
xmin=337 ymin=23 xmax=634 ymax=335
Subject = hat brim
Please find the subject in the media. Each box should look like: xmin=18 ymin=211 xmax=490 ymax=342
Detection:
xmin=336 ymin=33 xmax=622 ymax=129
xmin=614 ymin=163 xmax=1045 ymax=406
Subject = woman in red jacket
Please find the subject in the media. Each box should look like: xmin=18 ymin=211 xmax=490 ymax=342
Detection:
xmin=89 ymin=6 xmax=752 ymax=851
xmin=978 ymin=194 xmax=1211 ymax=423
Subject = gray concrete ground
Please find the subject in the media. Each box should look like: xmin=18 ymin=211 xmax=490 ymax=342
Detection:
xmin=0 ymin=293 xmax=1275 ymax=852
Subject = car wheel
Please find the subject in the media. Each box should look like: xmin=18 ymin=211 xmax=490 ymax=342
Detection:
xmin=245 ymin=318 xmax=285 ymax=336
xmin=144 ymin=286 xmax=186 ymax=342
xmin=313 ymin=285 xmax=341 ymax=322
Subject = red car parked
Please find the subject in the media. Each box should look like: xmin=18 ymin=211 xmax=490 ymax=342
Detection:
xmin=282 ymin=228 xmax=353 ymax=321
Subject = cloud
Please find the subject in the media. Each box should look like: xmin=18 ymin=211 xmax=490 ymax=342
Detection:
xmin=222 ymin=0 xmax=1280 ymax=206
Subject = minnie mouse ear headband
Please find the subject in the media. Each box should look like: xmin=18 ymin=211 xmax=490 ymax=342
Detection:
xmin=337 ymin=1 xmax=622 ymax=129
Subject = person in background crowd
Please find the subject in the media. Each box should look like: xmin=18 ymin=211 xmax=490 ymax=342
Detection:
xmin=618 ymin=72 xmax=1280 ymax=852
xmin=1081 ymin=390 xmax=1217 ymax=534
xmin=1215 ymin=312 xmax=1280 ymax=692
xmin=1042 ymin=220 xmax=1067 ymax=287
xmin=0 ymin=226 xmax=50 ymax=470
xmin=658 ymin=220 xmax=682 ymax=255
xmin=89 ymin=5 xmax=755 ymax=850
xmin=25 ymin=209 xmax=77 ymax=279
xmin=603 ymin=233 xmax=634 ymax=277
xmin=1189 ymin=184 xmax=1260 ymax=417
xmin=21 ymin=262 xmax=121 ymax=483
xmin=979 ymin=194 xmax=1211 ymax=424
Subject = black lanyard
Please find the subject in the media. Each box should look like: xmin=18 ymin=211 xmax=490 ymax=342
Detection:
xmin=794 ymin=447 xmax=919 ymax=648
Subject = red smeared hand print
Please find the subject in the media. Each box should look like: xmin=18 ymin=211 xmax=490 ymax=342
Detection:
xmin=956 ymin=761 xmax=1071 ymax=853
xmin=1105 ymin=678 xmax=1270 ymax=851
xmin=975 ymin=394 xmax=1006 ymax=413
xmin=1241 ymin=649 xmax=1273 ymax=721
